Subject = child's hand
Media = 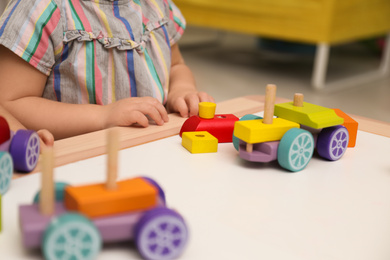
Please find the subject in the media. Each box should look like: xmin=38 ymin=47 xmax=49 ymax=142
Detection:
xmin=104 ymin=97 xmax=169 ymax=128
xmin=37 ymin=129 xmax=54 ymax=151
xmin=166 ymin=89 xmax=215 ymax=118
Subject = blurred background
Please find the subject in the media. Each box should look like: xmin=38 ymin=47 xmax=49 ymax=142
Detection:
xmin=1 ymin=1 xmax=389 ymax=122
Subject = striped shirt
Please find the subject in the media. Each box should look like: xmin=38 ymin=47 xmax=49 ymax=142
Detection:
xmin=0 ymin=0 xmax=186 ymax=105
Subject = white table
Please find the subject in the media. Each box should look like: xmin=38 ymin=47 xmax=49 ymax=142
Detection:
xmin=1 ymin=118 xmax=390 ymax=259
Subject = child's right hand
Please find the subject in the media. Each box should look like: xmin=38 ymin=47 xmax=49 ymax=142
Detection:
xmin=104 ymin=97 xmax=169 ymax=128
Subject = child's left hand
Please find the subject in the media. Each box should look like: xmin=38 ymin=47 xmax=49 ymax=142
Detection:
xmin=166 ymin=89 xmax=214 ymax=118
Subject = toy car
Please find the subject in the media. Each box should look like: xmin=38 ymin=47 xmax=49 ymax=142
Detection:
xmin=19 ymin=131 xmax=189 ymax=260
xmin=0 ymin=116 xmax=40 ymax=195
xmin=233 ymin=86 xmax=357 ymax=172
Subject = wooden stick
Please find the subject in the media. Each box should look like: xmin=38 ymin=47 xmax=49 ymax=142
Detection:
xmin=263 ymin=84 xmax=277 ymax=124
xmin=246 ymin=143 xmax=253 ymax=153
xmin=293 ymin=93 xmax=304 ymax=107
xmin=106 ymin=128 xmax=119 ymax=190
xmin=40 ymin=147 xmax=54 ymax=216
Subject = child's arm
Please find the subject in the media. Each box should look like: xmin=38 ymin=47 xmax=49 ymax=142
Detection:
xmin=0 ymin=45 xmax=169 ymax=140
xmin=0 ymin=104 xmax=54 ymax=149
xmin=166 ymin=44 xmax=215 ymax=118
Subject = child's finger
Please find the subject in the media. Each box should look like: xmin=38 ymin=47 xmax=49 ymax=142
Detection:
xmin=185 ymin=94 xmax=200 ymax=117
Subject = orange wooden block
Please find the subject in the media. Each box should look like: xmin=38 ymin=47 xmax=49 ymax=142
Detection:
xmin=332 ymin=109 xmax=358 ymax=147
xmin=64 ymin=177 xmax=157 ymax=218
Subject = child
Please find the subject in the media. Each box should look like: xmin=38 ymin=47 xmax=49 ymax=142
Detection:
xmin=0 ymin=0 xmax=214 ymax=140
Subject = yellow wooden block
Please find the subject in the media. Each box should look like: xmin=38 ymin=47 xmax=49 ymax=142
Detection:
xmin=275 ymin=102 xmax=344 ymax=129
xmin=182 ymin=131 xmax=218 ymax=153
xmin=234 ymin=118 xmax=299 ymax=144
xmin=199 ymin=102 xmax=216 ymax=119
xmin=65 ymin=177 xmax=157 ymax=218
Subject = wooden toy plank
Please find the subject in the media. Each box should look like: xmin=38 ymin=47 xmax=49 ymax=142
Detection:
xmin=64 ymin=177 xmax=157 ymax=218
xmin=0 ymin=194 xmax=2 ymax=232
xmin=275 ymin=101 xmax=344 ymax=129
xmin=234 ymin=118 xmax=300 ymax=144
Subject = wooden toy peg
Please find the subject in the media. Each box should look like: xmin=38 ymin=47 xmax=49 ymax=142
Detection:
xmin=199 ymin=102 xmax=217 ymax=119
xmin=263 ymin=84 xmax=277 ymax=124
xmin=40 ymin=147 xmax=55 ymax=216
xmin=246 ymin=143 xmax=253 ymax=153
xmin=106 ymin=128 xmax=119 ymax=190
xmin=293 ymin=93 xmax=304 ymax=107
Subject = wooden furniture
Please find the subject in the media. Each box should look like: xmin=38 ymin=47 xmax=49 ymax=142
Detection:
xmin=175 ymin=0 xmax=390 ymax=90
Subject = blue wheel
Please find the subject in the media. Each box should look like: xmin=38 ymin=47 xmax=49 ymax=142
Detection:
xmin=9 ymin=130 xmax=40 ymax=172
xmin=33 ymin=182 xmax=70 ymax=203
xmin=43 ymin=213 xmax=101 ymax=260
xmin=0 ymin=152 xmax=13 ymax=195
xmin=135 ymin=207 xmax=189 ymax=260
xmin=278 ymin=128 xmax=314 ymax=172
xmin=233 ymin=114 xmax=262 ymax=151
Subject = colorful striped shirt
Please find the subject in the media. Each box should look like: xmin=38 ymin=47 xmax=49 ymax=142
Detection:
xmin=0 ymin=0 xmax=186 ymax=105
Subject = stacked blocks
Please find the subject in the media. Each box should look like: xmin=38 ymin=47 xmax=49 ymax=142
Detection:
xmin=64 ymin=177 xmax=157 ymax=218
xmin=180 ymin=102 xmax=239 ymax=143
xmin=182 ymin=131 xmax=218 ymax=153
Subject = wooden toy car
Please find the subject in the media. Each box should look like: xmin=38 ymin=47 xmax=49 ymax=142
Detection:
xmin=19 ymin=130 xmax=189 ymax=260
xmin=180 ymin=102 xmax=239 ymax=143
xmin=233 ymin=85 xmax=358 ymax=172
xmin=0 ymin=116 xmax=40 ymax=195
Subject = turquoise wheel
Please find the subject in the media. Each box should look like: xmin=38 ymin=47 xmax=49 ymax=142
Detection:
xmin=33 ymin=182 xmax=70 ymax=203
xmin=0 ymin=152 xmax=13 ymax=195
xmin=233 ymin=114 xmax=262 ymax=151
xmin=277 ymin=128 xmax=314 ymax=172
xmin=43 ymin=213 xmax=102 ymax=260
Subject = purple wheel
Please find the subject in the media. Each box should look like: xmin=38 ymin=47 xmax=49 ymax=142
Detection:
xmin=317 ymin=125 xmax=349 ymax=161
xmin=135 ymin=207 xmax=189 ymax=260
xmin=9 ymin=130 xmax=40 ymax=172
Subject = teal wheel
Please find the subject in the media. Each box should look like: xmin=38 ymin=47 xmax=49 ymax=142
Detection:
xmin=0 ymin=152 xmax=13 ymax=195
xmin=33 ymin=182 xmax=70 ymax=203
xmin=277 ymin=128 xmax=314 ymax=172
xmin=43 ymin=213 xmax=102 ymax=260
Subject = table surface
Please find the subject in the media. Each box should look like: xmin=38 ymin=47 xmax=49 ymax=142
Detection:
xmin=2 ymin=96 xmax=390 ymax=260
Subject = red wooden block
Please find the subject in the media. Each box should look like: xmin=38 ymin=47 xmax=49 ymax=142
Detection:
xmin=180 ymin=114 xmax=239 ymax=143
xmin=0 ymin=116 xmax=10 ymax=145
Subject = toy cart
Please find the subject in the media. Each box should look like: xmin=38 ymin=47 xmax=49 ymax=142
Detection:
xmin=0 ymin=116 xmax=40 ymax=195
xmin=19 ymin=130 xmax=189 ymax=260
xmin=233 ymin=85 xmax=357 ymax=172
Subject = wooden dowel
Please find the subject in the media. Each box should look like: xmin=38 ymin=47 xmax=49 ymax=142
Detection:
xmin=293 ymin=93 xmax=304 ymax=107
xmin=246 ymin=143 xmax=253 ymax=153
xmin=263 ymin=84 xmax=277 ymax=124
xmin=40 ymin=147 xmax=54 ymax=216
xmin=106 ymin=128 xmax=119 ymax=190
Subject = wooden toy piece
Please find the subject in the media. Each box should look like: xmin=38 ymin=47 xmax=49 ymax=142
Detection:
xmin=182 ymin=131 xmax=218 ymax=153
xmin=293 ymin=93 xmax=304 ymax=107
xmin=332 ymin=109 xmax=358 ymax=147
xmin=180 ymin=113 xmax=239 ymax=143
xmin=263 ymin=84 xmax=277 ymax=124
xmin=106 ymin=128 xmax=119 ymax=190
xmin=199 ymin=102 xmax=217 ymax=119
xmin=40 ymin=147 xmax=55 ymax=216
xmin=274 ymin=98 xmax=344 ymax=129
xmin=64 ymin=177 xmax=158 ymax=218
xmin=0 ymin=116 xmax=10 ymax=145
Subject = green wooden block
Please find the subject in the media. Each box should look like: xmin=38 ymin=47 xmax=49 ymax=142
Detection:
xmin=275 ymin=102 xmax=344 ymax=129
